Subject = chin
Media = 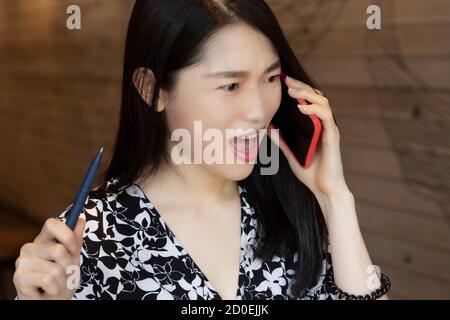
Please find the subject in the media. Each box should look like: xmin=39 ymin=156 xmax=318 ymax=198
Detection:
xmin=220 ymin=163 xmax=256 ymax=181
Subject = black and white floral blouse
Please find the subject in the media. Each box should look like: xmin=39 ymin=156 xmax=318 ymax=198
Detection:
xmin=58 ymin=177 xmax=335 ymax=300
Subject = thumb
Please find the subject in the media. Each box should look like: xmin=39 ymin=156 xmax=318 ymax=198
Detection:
xmin=73 ymin=217 xmax=86 ymax=251
xmin=71 ymin=217 xmax=85 ymax=266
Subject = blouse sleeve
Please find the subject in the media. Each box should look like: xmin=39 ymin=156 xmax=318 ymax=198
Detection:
xmin=57 ymin=195 xmax=106 ymax=300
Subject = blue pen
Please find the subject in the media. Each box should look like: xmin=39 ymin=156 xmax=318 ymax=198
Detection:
xmin=65 ymin=147 xmax=104 ymax=230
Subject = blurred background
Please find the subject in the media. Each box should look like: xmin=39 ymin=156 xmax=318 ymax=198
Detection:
xmin=0 ymin=0 xmax=449 ymax=299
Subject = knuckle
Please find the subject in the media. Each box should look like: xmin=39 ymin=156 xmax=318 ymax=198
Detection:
xmin=13 ymin=270 xmax=24 ymax=288
xmin=44 ymin=217 xmax=55 ymax=226
xmin=42 ymin=273 xmax=57 ymax=287
xmin=50 ymin=264 xmax=65 ymax=280
xmin=43 ymin=218 xmax=56 ymax=231
xmin=15 ymin=257 xmax=23 ymax=270
xmin=20 ymin=243 xmax=33 ymax=256
xmin=15 ymin=256 xmax=29 ymax=270
xmin=17 ymin=256 xmax=34 ymax=271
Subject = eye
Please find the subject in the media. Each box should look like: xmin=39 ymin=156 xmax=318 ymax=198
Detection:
xmin=265 ymin=74 xmax=281 ymax=83
xmin=220 ymin=83 xmax=240 ymax=92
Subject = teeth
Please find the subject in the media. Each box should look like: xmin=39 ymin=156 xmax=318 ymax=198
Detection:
xmin=237 ymin=133 xmax=258 ymax=141
xmin=233 ymin=134 xmax=258 ymax=153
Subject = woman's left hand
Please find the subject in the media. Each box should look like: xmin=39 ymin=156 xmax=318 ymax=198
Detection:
xmin=268 ymin=75 xmax=349 ymax=201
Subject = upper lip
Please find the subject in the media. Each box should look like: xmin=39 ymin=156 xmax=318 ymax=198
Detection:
xmin=228 ymin=126 xmax=266 ymax=140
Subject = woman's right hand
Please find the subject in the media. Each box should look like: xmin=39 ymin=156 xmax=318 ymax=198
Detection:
xmin=13 ymin=217 xmax=86 ymax=300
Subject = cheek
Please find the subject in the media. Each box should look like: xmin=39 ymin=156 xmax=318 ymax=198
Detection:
xmin=166 ymin=107 xmax=188 ymax=131
xmin=165 ymin=94 xmax=203 ymax=132
xmin=165 ymin=96 xmax=229 ymax=139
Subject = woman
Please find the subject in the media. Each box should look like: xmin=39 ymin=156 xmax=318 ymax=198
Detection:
xmin=13 ymin=0 xmax=390 ymax=300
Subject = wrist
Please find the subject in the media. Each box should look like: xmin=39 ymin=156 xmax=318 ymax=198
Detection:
xmin=315 ymin=185 xmax=353 ymax=208
xmin=314 ymin=187 xmax=356 ymax=222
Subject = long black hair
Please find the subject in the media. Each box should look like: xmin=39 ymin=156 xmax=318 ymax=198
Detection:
xmin=94 ymin=0 xmax=328 ymax=298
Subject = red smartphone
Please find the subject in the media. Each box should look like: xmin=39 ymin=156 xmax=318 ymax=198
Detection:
xmin=269 ymin=70 xmax=322 ymax=168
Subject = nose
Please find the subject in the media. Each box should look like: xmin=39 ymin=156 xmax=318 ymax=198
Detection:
xmin=240 ymin=89 xmax=266 ymax=125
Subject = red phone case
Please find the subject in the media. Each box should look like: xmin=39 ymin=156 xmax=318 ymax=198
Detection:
xmin=274 ymin=71 xmax=322 ymax=169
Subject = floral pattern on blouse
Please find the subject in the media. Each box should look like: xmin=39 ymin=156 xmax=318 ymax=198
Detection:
xmin=57 ymin=177 xmax=335 ymax=300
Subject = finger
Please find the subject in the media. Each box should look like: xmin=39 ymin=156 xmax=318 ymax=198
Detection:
xmin=285 ymin=75 xmax=315 ymax=93
xmin=15 ymin=256 xmax=66 ymax=289
xmin=13 ymin=270 xmax=41 ymax=300
xmin=74 ymin=217 xmax=86 ymax=249
xmin=14 ymin=270 xmax=60 ymax=297
xmin=73 ymin=217 xmax=86 ymax=265
xmin=313 ymin=88 xmax=325 ymax=96
xmin=285 ymin=76 xmax=326 ymax=99
xmin=297 ymin=103 xmax=337 ymax=132
xmin=35 ymin=218 xmax=79 ymax=255
xmin=21 ymin=242 xmax=74 ymax=272
xmin=288 ymin=87 xmax=328 ymax=106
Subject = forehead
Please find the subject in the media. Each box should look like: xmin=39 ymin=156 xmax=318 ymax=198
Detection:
xmin=199 ymin=23 xmax=279 ymax=71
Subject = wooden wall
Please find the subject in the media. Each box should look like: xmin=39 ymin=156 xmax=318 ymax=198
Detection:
xmin=0 ymin=0 xmax=449 ymax=299
xmin=0 ymin=0 xmax=132 ymax=221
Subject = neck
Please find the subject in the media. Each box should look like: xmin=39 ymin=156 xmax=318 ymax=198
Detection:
xmin=137 ymin=160 xmax=238 ymax=207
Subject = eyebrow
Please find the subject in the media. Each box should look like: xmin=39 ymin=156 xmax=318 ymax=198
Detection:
xmin=205 ymin=60 xmax=281 ymax=79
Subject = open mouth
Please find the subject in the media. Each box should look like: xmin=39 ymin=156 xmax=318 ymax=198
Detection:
xmin=229 ymin=131 xmax=260 ymax=162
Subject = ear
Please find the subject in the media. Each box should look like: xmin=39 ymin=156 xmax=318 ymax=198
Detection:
xmin=132 ymin=67 xmax=167 ymax=112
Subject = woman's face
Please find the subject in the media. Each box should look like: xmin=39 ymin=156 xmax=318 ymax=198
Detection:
xmin=164 ymin=23 xmax=282 ymax=181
